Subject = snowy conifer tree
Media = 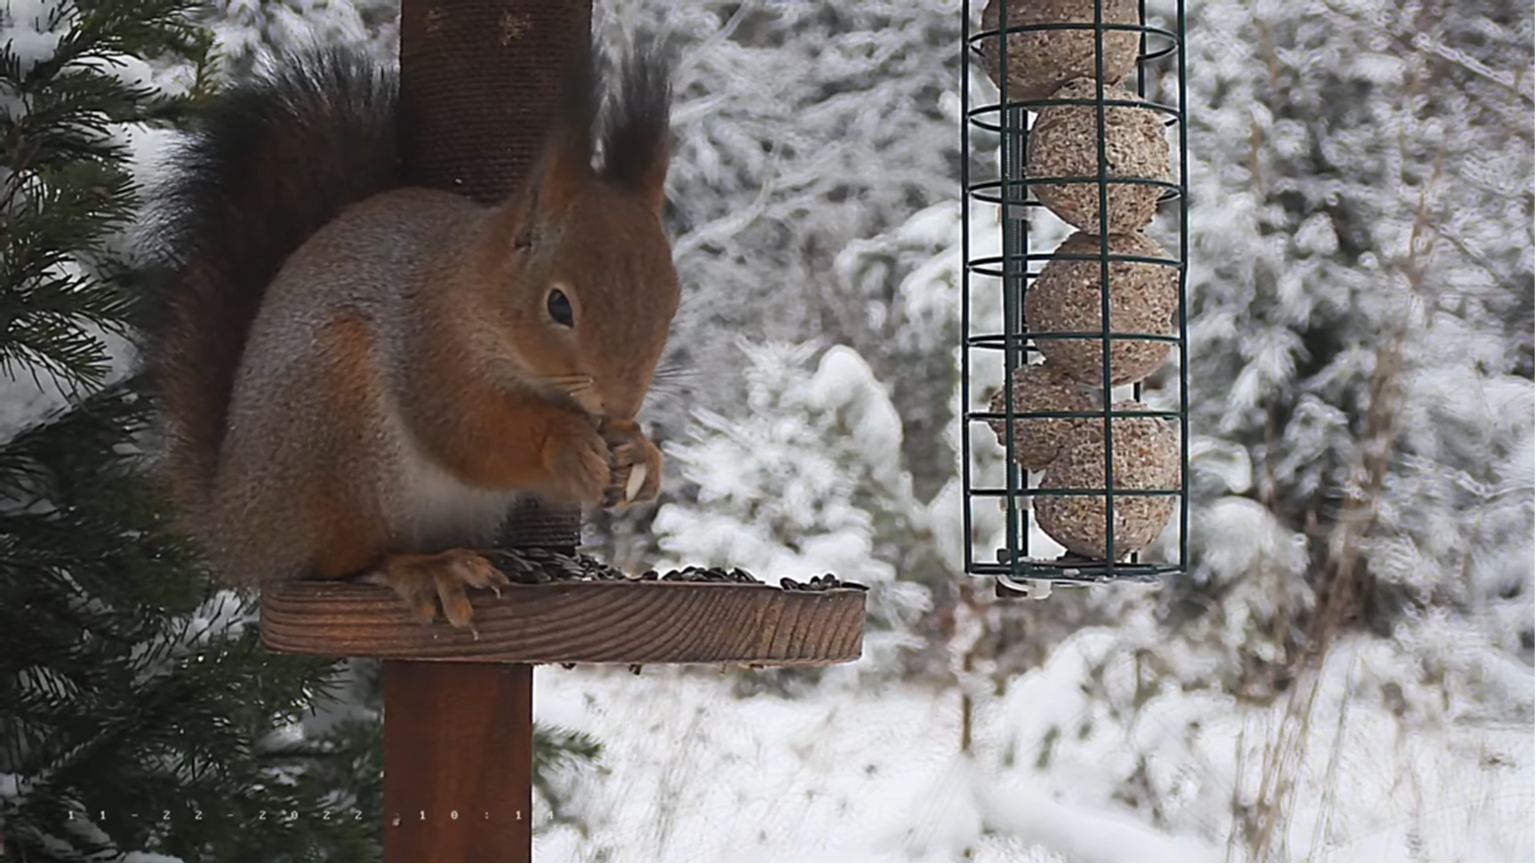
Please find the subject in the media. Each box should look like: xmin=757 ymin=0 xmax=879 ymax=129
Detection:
xmin=1163 ymin=0 xmax=1534 ymax=701
xmin=592 ymin=0 xmax=966 ymax=448
xmin=199 ymin=0 xmax=400 ymax=73
xmin=0 ymin=2 xmax=389 ymax=859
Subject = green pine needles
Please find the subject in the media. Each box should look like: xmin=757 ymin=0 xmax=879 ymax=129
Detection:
xmin=0 ymin=3 xmax=380 ymax=858
xmin=1 ymin=4 xmax=603 ymax=860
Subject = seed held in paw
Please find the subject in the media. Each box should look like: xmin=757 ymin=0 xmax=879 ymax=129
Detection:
xmin=625 ymin=463 xmax=648 ymax=503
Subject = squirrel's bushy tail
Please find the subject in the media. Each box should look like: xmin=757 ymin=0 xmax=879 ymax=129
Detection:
xmin=143 ymin=48 xmax=401 ymax=518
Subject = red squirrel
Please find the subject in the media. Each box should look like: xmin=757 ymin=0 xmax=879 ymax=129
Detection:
xmin=145 ymin=45 xmax=678 ymax=628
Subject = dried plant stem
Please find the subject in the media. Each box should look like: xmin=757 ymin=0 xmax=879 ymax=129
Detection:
xmin=1245 ymin=130 xmax=1441 ymax=860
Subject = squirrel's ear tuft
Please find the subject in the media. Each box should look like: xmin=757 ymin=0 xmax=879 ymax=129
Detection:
xmin=530 ymin=47 xmax=599 ymax=220
xmin=599 ymin=46 xmax=673 ymax=213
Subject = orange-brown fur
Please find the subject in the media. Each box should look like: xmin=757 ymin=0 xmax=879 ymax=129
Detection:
xmin=146 ymin=46 xmax=678 ymax=626
xmin=307 ymin=314 xmax=392 ymax=580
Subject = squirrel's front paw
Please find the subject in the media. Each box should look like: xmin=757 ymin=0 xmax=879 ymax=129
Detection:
xmin=541 ymin=414 xmax=612 ymax=505
xmin=600 ymin=419 xmax=663 ymax=507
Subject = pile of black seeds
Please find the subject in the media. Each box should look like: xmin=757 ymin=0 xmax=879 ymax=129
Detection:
xmin=481 ymin=547 xmax=626 ymax=584
xmin=637 ymin=565 xmax=760 ymax=584
xmin=476 ymin=549 xmax=867 ymax=592
xmin=779 ymin=573 xmax=866 ymax=592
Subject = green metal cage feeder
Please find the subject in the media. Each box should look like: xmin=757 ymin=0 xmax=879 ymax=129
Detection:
xmin=961 ymin=0 xmax=1191 ymax=598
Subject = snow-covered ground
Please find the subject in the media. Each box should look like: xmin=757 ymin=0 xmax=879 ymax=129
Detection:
xmin=533 ymin=631 xmax=1535 ymax=863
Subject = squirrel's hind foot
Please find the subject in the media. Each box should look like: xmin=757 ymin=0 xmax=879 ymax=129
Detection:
xmin=364 ymin=549 xmax=510 ymax=631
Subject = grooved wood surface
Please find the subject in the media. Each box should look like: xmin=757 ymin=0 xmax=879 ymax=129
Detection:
xmin=383 ymin=663 xmax=533 ymax=862
xmin=261 ymin=581 xmax=867 ymax=665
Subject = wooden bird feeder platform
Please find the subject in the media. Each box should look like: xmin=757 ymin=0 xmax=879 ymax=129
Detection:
xmin=261 ymin=576 xmax=864 ymax=862
xmin=258 ymin=2 xmax=866 ymax=862
xmin=262 ymin=579 xmax=865 ymax=666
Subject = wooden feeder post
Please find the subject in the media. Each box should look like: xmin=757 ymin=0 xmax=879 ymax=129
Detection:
xmin=391 ymin=1 xmax=590 ymax=859
xmin=259 ymin=2 xmax=866 ymax=862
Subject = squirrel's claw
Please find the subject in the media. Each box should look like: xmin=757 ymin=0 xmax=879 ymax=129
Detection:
xmin=370 ymin=549 xmax=510 ymax=630
xmin=601 ymin=420 xmax=663 ymax=507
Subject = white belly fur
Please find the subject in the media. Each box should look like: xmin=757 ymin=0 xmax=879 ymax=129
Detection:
xmin=389 ymin=435 xmax=517 ymax=551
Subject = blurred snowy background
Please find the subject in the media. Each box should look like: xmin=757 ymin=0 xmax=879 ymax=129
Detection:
xmin=7 ymin=0 xmax=1533 ymax=861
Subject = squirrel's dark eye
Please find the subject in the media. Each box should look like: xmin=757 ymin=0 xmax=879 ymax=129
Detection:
xmin=546 ymin=289 xmax=574 ymax=327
